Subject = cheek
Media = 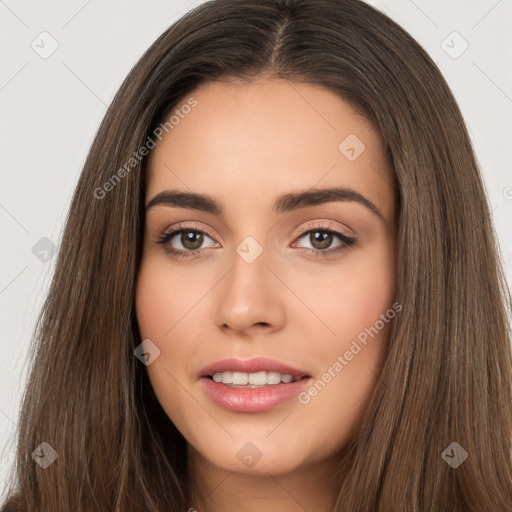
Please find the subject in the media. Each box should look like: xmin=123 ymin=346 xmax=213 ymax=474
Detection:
xmin=293 ymin=241 xmax=396 ymax=439
xmin=135 ymin=259 xmax=192 ymax=386
xmin=135 ymin=255 xmax=211 ymax=341
xmin=299 ymin=238 xmax=396 ymax=345
xmin=135 ymin=254 xmax=182 ymax=338
xmin=135 ymin=260 xmax=198 ymax=435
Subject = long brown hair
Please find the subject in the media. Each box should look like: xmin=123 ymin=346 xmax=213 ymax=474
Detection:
xmin=3 ymin=0 xmax=512 ymax=510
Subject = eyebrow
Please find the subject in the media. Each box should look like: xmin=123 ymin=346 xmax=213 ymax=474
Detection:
xmin=146 ymin=187 xmax=385 ymax=222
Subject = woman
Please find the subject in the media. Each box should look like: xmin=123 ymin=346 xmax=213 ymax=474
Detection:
xmin=2 ymin=0 xmax=512 ymax=510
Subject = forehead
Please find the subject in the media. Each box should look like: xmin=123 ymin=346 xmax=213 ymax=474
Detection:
xmin=146 ymin=78 xmax=394 ymax=221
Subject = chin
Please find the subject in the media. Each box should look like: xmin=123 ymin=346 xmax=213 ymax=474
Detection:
xmin=191 ymin=433 xmax=317 ymax=475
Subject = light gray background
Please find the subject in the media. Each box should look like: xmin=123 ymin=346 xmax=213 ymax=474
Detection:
xmin=1 ymin=0 xmax=511 ymax=496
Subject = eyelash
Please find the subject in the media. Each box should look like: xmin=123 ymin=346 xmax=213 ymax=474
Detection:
xmin=155 ymin=222 xmax=356 ymax=259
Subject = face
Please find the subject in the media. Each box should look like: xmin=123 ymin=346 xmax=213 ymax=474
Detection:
xmin=135 ymin=77 xmax=396 ymax=478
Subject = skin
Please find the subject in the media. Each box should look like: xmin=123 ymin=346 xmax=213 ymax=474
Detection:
xmin=135 ymin=77 xmax=397 ymax=512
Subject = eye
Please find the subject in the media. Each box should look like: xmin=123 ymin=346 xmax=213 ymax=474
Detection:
xmin=155 ymin=223 xmax=219 ymax=258
xmin=292 ymin=222 xmax=356 ymax=257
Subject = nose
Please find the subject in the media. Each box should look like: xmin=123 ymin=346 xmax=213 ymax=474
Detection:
xmin=215 ymin=244 xmax=285 ymax=336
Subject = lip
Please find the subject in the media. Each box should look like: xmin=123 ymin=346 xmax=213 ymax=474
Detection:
xmin=199 ymin=356 xmax=309 ymax=380
xmin=200 ymin=377 xmax=311 ymax=412
xmin=198 ymin=357 xmax=312 ymax=413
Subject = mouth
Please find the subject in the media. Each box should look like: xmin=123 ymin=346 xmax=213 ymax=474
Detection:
xmin=198 ymin=357 xmax=312 ymax=412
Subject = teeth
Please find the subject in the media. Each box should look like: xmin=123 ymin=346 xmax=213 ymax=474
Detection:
xmin=232 ymin=372 xmax=248 ymax=385
xmin=211 ymin=371 xmax=297 ymax=387
xmin=249 ymin=371 xmax=267 ymax=385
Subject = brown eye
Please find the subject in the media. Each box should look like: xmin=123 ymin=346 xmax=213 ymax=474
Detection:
xmin=292 ymin=224 xmax=357 ymax=258
xmin=180 ymin=231 xmax=204 ymax=250
xmin=308 ymin=231 xmax=334 ymax=250
xmin=156 ymin=226 xmax=218 ymax=258
xmin=295 ymin=228 xmax=355 ymax=253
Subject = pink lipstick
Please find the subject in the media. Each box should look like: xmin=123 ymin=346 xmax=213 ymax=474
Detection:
xmin=198 ymin=357 xmax=312 ymax=413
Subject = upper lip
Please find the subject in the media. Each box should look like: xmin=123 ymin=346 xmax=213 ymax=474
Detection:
xmin=199 ymin=357 xmax=310 ymax=379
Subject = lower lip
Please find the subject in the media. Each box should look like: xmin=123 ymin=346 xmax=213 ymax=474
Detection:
xmin=200 ymin=376 xmax=311 ymax=413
